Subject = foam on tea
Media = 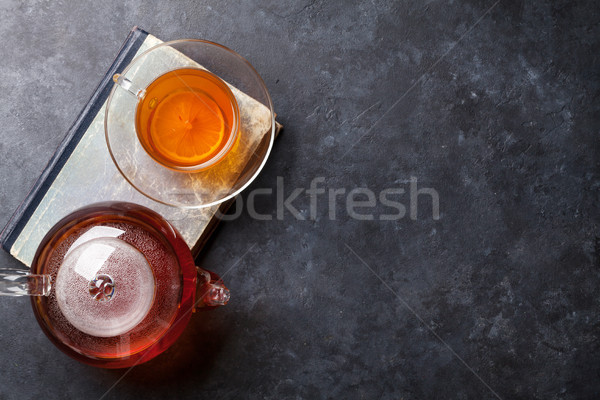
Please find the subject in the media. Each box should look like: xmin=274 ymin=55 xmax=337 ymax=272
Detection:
xmin=135 ymin=68 xmax=240 ymax=171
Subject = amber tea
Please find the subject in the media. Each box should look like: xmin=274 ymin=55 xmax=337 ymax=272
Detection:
xmin=135 ymin=68 xmax=240 ymax=171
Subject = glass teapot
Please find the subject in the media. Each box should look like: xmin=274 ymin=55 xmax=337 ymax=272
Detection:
xmin=0 ymin=202 xmax=229 ymax=368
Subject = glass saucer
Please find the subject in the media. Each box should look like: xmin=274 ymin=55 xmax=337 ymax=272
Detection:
xmin=105 ymin=39 xmax=275 ymax=209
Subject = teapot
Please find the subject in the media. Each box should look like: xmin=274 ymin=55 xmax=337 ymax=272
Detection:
xmin=0 ymin=202 xmax=229 ymax=368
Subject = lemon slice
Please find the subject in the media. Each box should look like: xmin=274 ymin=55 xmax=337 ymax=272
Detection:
xmin=150 ymin=90 xmax=225 ymax=165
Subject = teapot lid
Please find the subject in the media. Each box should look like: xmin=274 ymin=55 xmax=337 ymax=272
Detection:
xmin=54 ymin=237 xmax=155 ymax=338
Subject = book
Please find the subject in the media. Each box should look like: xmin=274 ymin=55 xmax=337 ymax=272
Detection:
xmin=0 ymin=27 xmax=281 ymax=266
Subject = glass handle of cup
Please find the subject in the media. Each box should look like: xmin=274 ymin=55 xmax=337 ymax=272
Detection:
xmin=113 ymin=73 xmax=146 ymax=99
xmin=0 ymin=269 xmax=52 ymax=296
xmin=194 ymin=267 xmax=230 ymax=310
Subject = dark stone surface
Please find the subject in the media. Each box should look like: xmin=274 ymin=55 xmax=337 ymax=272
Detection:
xmin=0 ymin=0 xmax=599 ymax=399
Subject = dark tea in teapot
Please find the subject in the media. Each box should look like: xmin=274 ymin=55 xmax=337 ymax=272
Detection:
xmin=30 ymin=203 xmax=202 ymax=368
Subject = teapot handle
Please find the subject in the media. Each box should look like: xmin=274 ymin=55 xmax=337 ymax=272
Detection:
xmin=194 ymin=267 xmax=230 ymax=310
xmin=0 ymin=269 xmax=52 ymax=296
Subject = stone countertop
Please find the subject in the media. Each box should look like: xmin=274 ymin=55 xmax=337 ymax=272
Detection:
xmin=0 ymin=1 xmax=598 ymax=399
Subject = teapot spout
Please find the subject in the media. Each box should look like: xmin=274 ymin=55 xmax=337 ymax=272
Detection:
xmin=194 ymin=268 xmax=230 ymax=310
xmin=0 ymin=269 xmax=52 ymax=296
